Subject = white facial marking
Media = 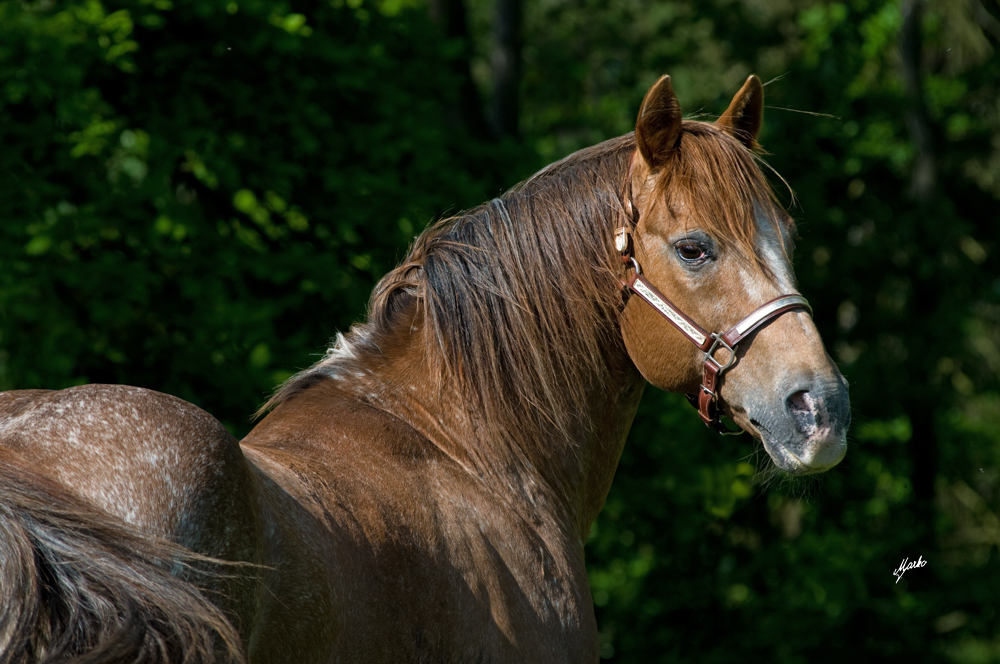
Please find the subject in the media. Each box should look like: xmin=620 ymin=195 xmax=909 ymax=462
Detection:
xmin=739 ymin=202 xmax=797 ymax=301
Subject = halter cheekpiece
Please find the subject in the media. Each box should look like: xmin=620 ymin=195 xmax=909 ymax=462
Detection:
xmin=618 ymin=194 xmax=812 ymax=435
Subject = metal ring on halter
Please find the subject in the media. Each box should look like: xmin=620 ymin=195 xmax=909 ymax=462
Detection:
xmin=704 ymin=333 xmax=736 ymax=373
xmin=625 ymin=255 xmax=641 ymax=275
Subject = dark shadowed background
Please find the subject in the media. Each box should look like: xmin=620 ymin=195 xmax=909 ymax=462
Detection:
xmin=2 ymin=0 xmax=999 ymax=660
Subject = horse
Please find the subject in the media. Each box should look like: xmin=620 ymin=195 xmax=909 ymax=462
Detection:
xmin=0 ymin=74 xmax=849 ymax=663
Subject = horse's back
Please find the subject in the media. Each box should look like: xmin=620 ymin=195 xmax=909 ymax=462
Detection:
xmin=0 ymin=385 xmax=247 ymax=540
xmin=0 ymin=385 xmax=263 ymax=642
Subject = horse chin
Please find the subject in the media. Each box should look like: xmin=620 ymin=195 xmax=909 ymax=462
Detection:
xmin=762 ymin=436 xmax=847 ymax=475
xmin=759 ymin=433 xmax=847 ymax=476
xmin=740 ymin=412 xmax=847 ymax=476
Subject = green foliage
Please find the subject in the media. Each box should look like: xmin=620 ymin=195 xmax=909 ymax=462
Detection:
xmin=0 ymin=0 xmax=515 ymax=430
xmin=2 ymin=0 xmax=1000 ymax=661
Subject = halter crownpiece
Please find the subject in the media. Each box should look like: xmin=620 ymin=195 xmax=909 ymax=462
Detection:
xmin=615 ymin=224 xmax=812 ymax=435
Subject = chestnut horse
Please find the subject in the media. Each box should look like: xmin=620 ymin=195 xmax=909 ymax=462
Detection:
xmin=0 ymin=75 xmax=849 ymax=663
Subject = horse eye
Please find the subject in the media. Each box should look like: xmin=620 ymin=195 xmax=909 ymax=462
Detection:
xmin=676 ymin=242 xmax=707 ymax=262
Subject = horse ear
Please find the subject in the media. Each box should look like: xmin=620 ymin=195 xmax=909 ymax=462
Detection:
xmin=635 ymin=75 xmax=682 ymax=169
xmin=716 ymin=74 xmax=764 ymax=149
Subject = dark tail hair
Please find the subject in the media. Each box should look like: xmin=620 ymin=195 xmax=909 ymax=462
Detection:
xmin=0 ymin=450 xmax=245 ymax=664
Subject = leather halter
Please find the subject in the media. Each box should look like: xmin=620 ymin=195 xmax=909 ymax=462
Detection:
xmin=617 ymin=196 xmax=812 ymax=435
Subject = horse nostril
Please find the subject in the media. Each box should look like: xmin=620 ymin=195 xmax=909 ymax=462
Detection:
xmin=787 ymin=390 xmax=812 ymax=413
xmin=786 ymin=390 xmax=818 ymax=433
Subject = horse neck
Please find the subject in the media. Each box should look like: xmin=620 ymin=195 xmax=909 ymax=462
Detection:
xmin=352 ymin=302 xmax=646 ymax=542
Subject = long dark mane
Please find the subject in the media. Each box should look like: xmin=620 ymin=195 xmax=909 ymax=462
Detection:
xmin=266 ymin=136 xmax=634 ymax=452
xmin=264 ymin=125 xmax=781 ymax=461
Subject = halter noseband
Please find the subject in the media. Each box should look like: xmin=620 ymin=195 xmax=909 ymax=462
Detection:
xmin=617 ymin=196 xmax=812 ymax=435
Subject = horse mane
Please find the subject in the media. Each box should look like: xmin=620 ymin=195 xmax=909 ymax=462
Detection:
xmin=262 ymin=123 xmax=783 ymax=460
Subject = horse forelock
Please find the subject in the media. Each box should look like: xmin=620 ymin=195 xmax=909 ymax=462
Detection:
xmin=648 ymin=121 xmax=792 ymax=278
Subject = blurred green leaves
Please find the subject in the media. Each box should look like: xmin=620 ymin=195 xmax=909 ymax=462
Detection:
xmin=0 ymin=0 xmax=512 ymax=425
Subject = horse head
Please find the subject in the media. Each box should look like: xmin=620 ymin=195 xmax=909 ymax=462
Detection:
xmin=620 ymin=74 xmax=849 ymax=475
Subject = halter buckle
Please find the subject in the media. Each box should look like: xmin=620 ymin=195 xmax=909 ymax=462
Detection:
xmin=704 ymin=333 xmax=736 ymax=373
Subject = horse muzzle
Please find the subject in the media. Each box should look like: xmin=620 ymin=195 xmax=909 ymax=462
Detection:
xmin=750 ymin=376 xmax=850 ymax=475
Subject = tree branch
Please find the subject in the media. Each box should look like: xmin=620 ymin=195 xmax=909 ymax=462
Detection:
xmin=489 ymin=0 xmax=522 ymax=138
xmin=428 ymin=0 xmax=490 ymax=139
xmin=899 ymin=0 xmax=936 ymax=201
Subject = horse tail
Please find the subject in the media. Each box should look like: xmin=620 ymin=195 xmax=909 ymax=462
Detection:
xmin=0 ymin=450 xmax=245 ymax=664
